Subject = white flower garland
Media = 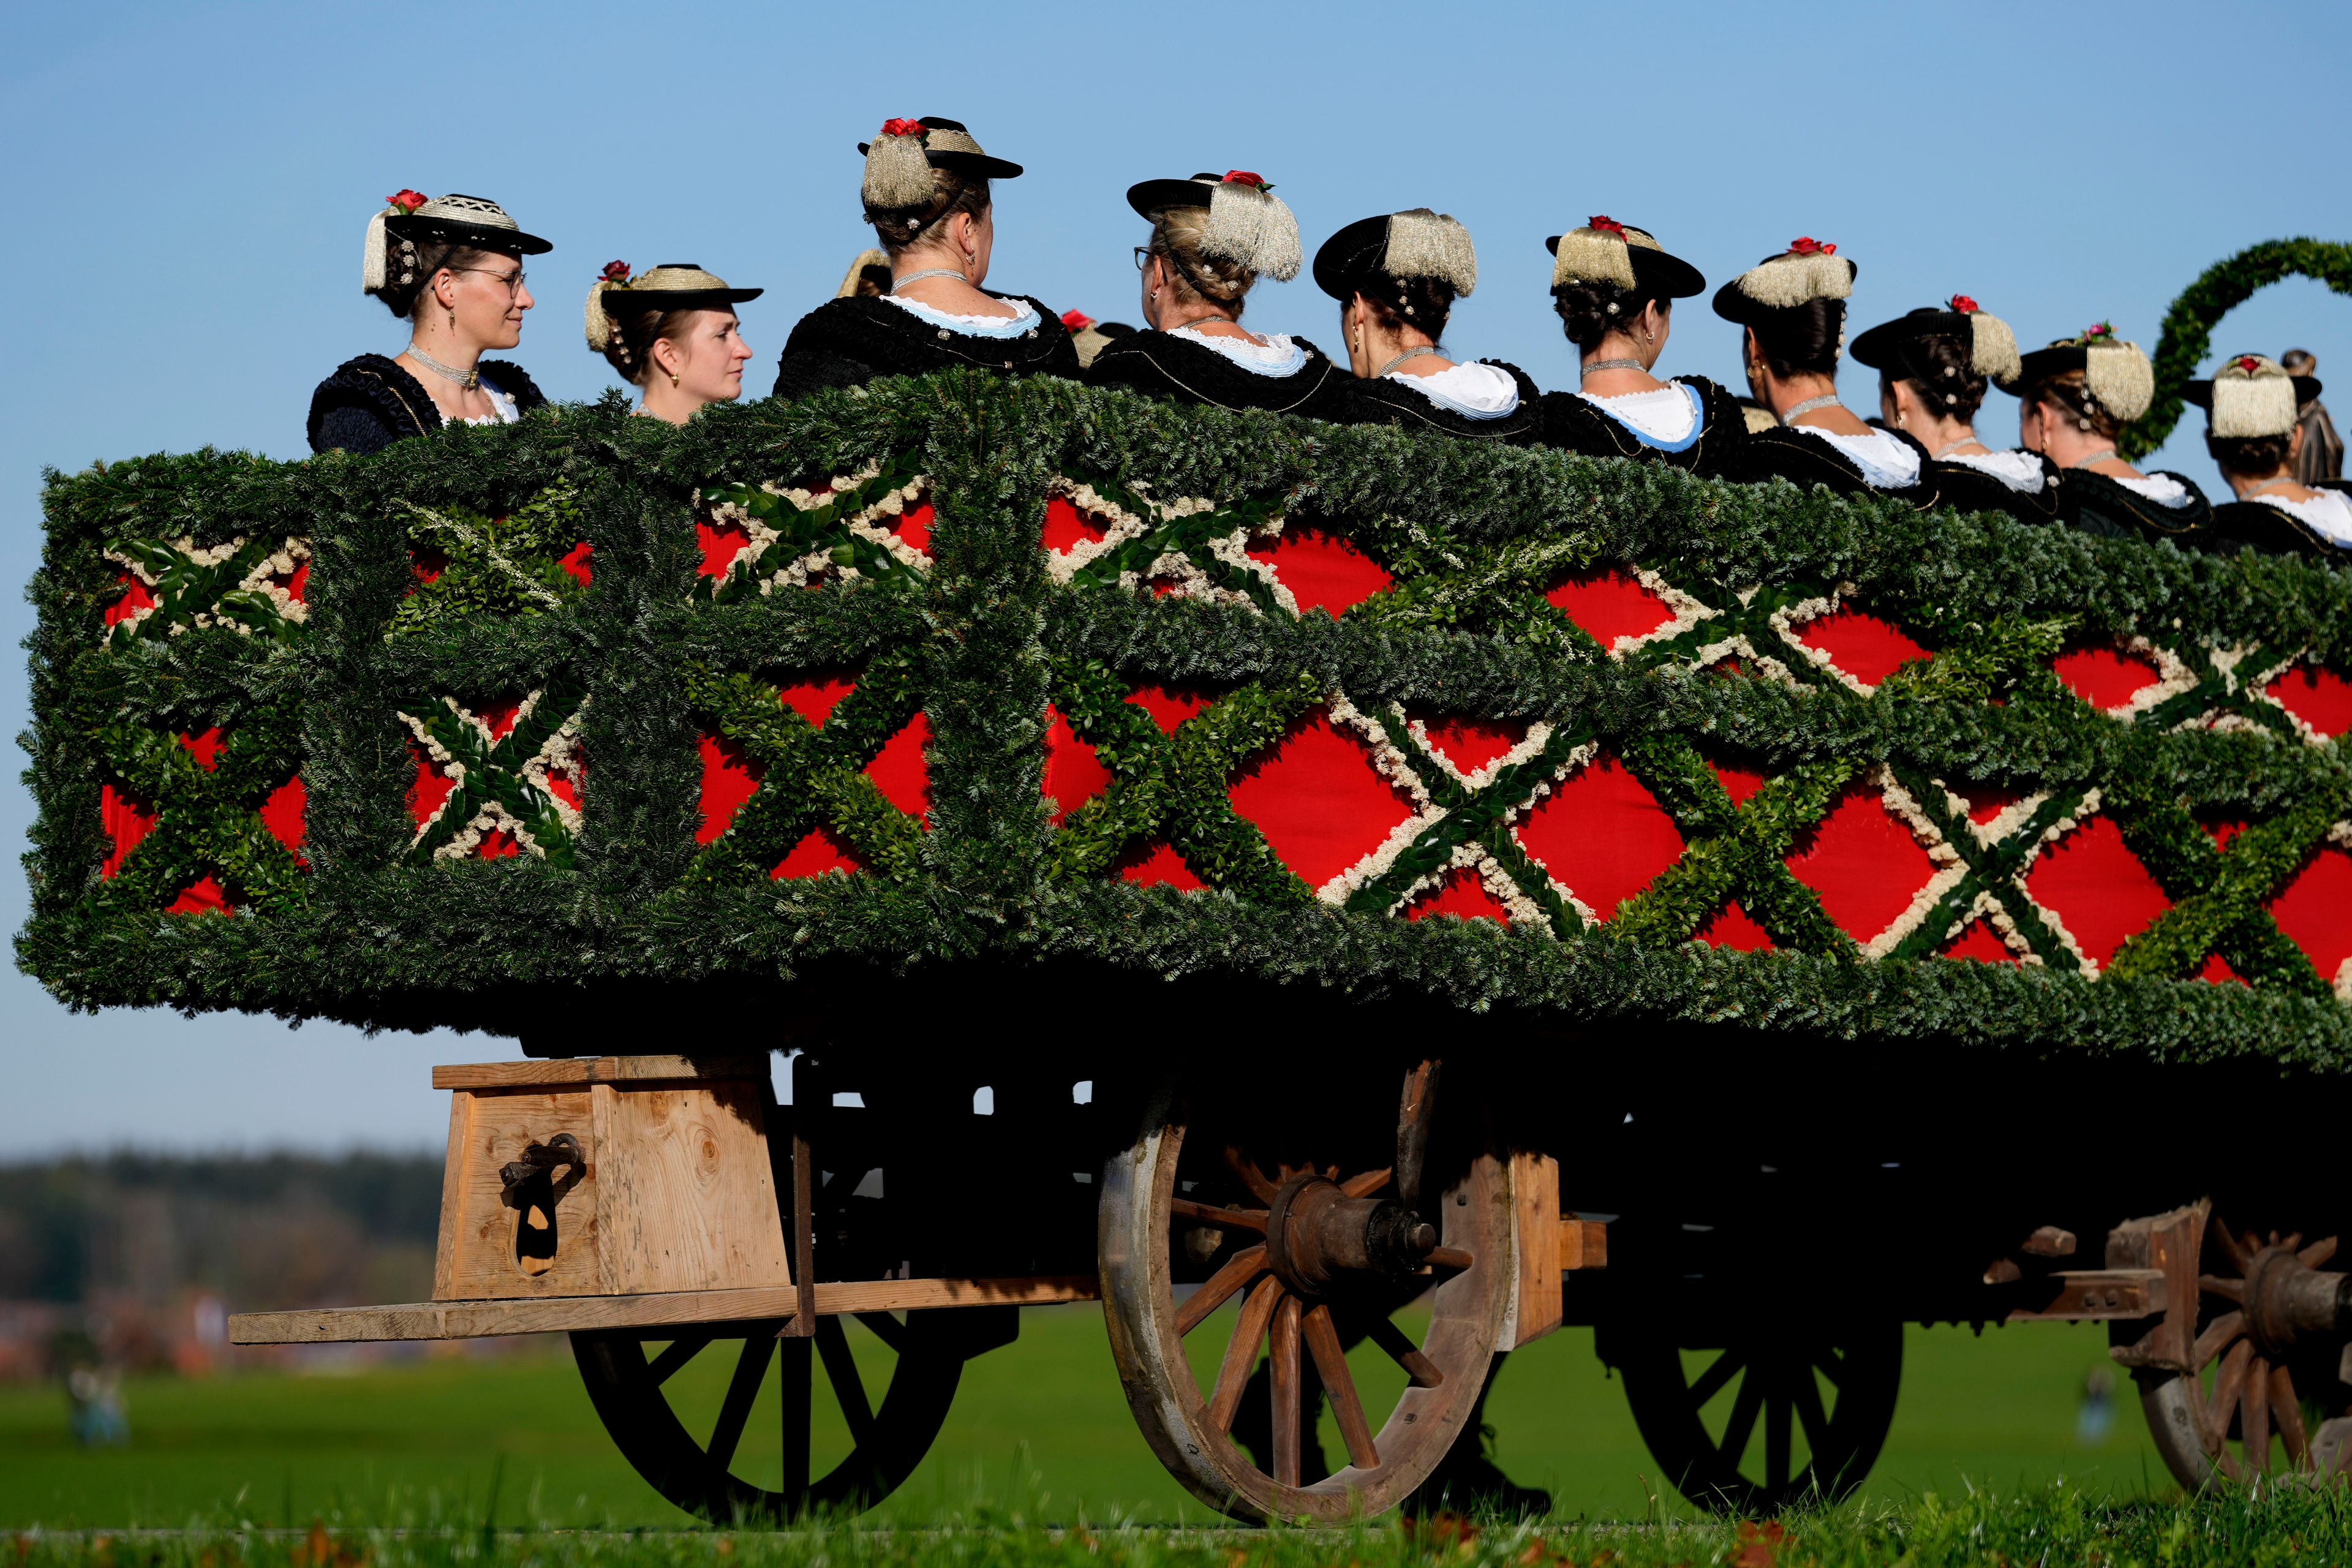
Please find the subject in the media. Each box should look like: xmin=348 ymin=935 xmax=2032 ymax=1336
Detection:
xmin=102 ymin=535 xmax=311 ymax=639
xmin=2238 ymin=647 xmax=2346 ymax=747
xmin=394 ymin=689 xmax=588 ymax=860
xmin=1585 ymin=565 xmax=1717 ymax=660
xmin=1042 ymin=477 xmax=1290 ymax=612
xmin=2002 ymin=786 xmax=2106 ymax=977
xmin=703 ymin=465 xmax=932 ymax=597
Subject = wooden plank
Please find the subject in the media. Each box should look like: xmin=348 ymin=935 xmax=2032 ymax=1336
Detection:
xmin=431 ymin=1091 xmax=471 ymax=1301
xmin=2008 ymin=1268 xmax=2168 ymax=1322
xmin=432 ymin=1057 xmax=767 ymax=1090
xmin=592 ymin=1080 xmax=793 ymax=1295
xmin=436 ymin=1088 xmax=600 ymax=1301
xmin=1561 ymin=1217 xmax=1608 ymax=1271
xmin=230 ymin=1274 xmax=1102 ymax=1345
xmin=1504 ymin=1152 xmax=1561 ymax=1350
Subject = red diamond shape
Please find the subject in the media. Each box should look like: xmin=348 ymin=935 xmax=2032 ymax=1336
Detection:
xmin=1784 ymin=785 xmax=1940 ymax=946
xmin=774 ymin=825 xmax=863 ymax=879
xmin=886 ymin=497 xmax=933 ymax=555
xmin=2201 ymin=816 xmax=2248 ymax=851
xmin=697 ymin=733 xmax=762 ymax=843
xmin=165 ymin=875 xmax=232 ymax=916
xmin=104 ymin=571 xmax=158 ymax=628
xmin=1790 ymin=608 xmax=1932 ymax=687
xmin=99 ymin=783 xmax=156 ymax=878
xmin=410 ymin=748 xmax=456 ymax=826
xmin=1245 ymin=529 xmax=1394 ymax=617
xmin=180 ymin=727 xmax=225 ymax=771
xmin=2024 ymin=815 xmax=2171 ymax=970
xmin=1410 ymin=713 xmax=1525 ymax=776
xmin=1042 ymin=496 xmax=1107 ymax=554
xmin=2266 ymin=665 xmax=2352 ymax=738
xmin=2052 ymin=643 xmax=2161 ymax=711
xmin=1227 ymin=710 xmax=1419 ymax=891
xmin=1120 ymin=842 xmax=1204 ymax=891
xmin=2267 ymin=845 xmax=2352 ymax=987
xmin=1698 ymin=902 xmax=1774 ymax=951
xmin=1954 ymin=785 xmax=2026 ymax=826
xmin=1703 ymin=750 xmax=1768 ymax=808
xmin=1405 ymin=865 xmax=1513 ymax=924
xmin=1942 ymin=919 xmax=2016 ymax=964
xmin=865 ymin=714 xmax=930 ymax=823
xmin=2196 ymin=952 xmax=2248 ymax=986
xmin=1513 ymin=753 xmax=1685 ymax=921
xmin=1131 ymin=685 xmax=1216 ymax=734
xmin=559 ymin=541 xmax=594 ymax=586
xmin=696 ymin=516 xmax=748 ymax=579
xmin=1042 ymin=705 xmax=1114 ymax=824
xmin=260 ymin=775 xmax=307 ymax=861
xmin=1545 ymin=569 xmax=1676 ymax=651
xmin=780 ymin=673 xmax=858 ymax=728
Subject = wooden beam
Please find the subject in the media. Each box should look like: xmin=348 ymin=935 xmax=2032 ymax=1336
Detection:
xmin=2007 ymin=1268 xmax=2167 ymax=1322
xmin=1561 ymin=1218 xmax=1608 ymax=1271
xmin=431 ymin=1056 xmax=767 ymax=1090
xmin=230 ymin=1274 xmax=1100 ymax=1345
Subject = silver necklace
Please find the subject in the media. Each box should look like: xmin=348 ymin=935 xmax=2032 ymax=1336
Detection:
xmin=890 ymin=268 xmax=967 ymax=292
xmin=1376 ymin=346 xmax=1445 ymax=378
xmin=1781 ymin=392 xmax=1842 ymax=424
xmin=2072 ymin=449 xmax=2119 ymax=469
xmin=1933 ymin=436 xmax=1986 ymax=459
xmin=2246 ymin=478 xmax=2300 ymax=497
xmin=1580 ymin=357 xmax=1648 ymax=377
xmin=404 ymin=342 xmax=478 ymax=390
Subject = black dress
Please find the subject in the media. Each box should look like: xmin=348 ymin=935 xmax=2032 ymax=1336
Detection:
xmin=1893 ymin=439 xmax=2064 ymax=525
xmin=771 ymin=292 xmax=1080 ymax=399
xmin=2053 ymin=467 xmax=2214 ymax=547
xmin=1736 ymin=424 xmax=1925 ymax=499
xmin=307 ymin=354 xmax=547 ymax=456
xmin=2206 ymin=483 xmax=2352 ymax=562
xmin=1084 ymin=328 xmax=1346 ymax=417
xmin=1537 ymin=375 xmax=1748 ymax=479
xmin=1320 ymin=360 xmax=1546 ymax=445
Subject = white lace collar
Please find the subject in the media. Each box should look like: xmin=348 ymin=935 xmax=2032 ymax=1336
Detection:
xmin=1940 ymin=447 xmax=2046 ymax=494
xmin=1387 ymin=360 xmax=1518 ymax=419
xmin=1790 ymin=424 xmax=1921 ymax=489
xmin=2254 ymin=487 xmax=2352 ymax=544
xmin=1168 ymin=325 xmax=1306 ymax=377
xmin=460 ymin=374 xmax=519 ymax=427
xmin=2110 ymin=470 xmax=2192 ymax=508
xmin=1575 ymin=382 xmax=1700 ymax=447
xmin=880 ymin=292 xmax=1041 ymax=339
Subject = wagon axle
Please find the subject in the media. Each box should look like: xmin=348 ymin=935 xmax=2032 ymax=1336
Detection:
xmin=2236 ymin=1238 xmax=2352 ymax=1359
xmin=1261 ymin=1170 xmax=1439 ymax=1295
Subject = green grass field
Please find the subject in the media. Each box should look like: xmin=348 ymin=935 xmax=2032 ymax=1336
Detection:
xmin=0 ymin=1309 xmax=2162 ymax=1530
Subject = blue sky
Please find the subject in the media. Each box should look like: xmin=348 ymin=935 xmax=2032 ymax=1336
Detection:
xmin=5 ymin=0 xmax=2349 ymax=1155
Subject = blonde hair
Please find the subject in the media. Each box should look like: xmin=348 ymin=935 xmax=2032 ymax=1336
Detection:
xmin=865 ymin=168 xmax=991 ymax=256
xmin=2026 ymin=369 xmax=2124 ymax=442
xmin=1147 ymin=205 xmax=1258 ymax=318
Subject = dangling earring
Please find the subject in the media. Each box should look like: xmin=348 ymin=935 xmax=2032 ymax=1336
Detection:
xmin=669 ymin=371 xmax=680 ymax=388
xmin=1896 ymin=409 xmax=1907 ymax=428
xmin=445 ymin=301 xmax=457 ymax=330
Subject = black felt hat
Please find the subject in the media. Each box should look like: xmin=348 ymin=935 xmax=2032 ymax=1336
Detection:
xmin=2001 ymin=326 xmax=2155 ymax=422
xmin=2185 ymin=353 xmax=2320 ymax=437
xmin=1127 ymin=173 xmax=1221 ymax=217
xmin=1542 ymin=219 xmax=1704 ymax=299
xmin=1709 ymin=241 xmax=1856 ymax=326
xmin=1313 ymin=210 xmax=1478 ymax=301
xmin=857 ymin=116 xmax=1023 ymax=183
xmin=1851 ymin=299 xmax=2022 ymax=386
xmin=586 ymin=265 xmax=763 ymax=352
xmin=1126 ymin=171 xmax=1302 ymax=281
xmin=366 ymin=192 xmax=551 ymax=295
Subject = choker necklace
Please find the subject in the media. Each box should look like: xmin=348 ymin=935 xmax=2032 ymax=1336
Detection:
xmin=2072 ymin=449 xmax=2119 ymax=469
xmin=1376 ymin=346 xmax=1445 ymax=378
xmin=1781 ymin=392 xmax=1842 ymax=424
xmin=1580 ymin=357 xmax=1648 ymax=377
xmin=1169 ymin=312 xmax=1245 ymax=336
xmin=405 ymin=342 xmax=478 ymax=390
xmin=1933 ymin=437 xmax=1988 ymax=459
xmin=2246 ymin=478 xmax=2300 ymax=498
xmin=890 ymin=268 xmax=967 ymax=292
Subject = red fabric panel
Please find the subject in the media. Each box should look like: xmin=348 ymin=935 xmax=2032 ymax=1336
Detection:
xmin=474 ymin=831 xmax=521 ymax=861
xmin=99 ymin=784 xmax=156 ymax=878
xmin=889 ymin=499 xmax=933 ymax=554
xmin=1227 ymin=710 xmax=1417 ymax=890
xmin=2051 ymin=644 xmax=2159 ymax=710
xmin=1041 ymin=496 xmax=1106 ymax=553
xmin=696 ymin=518 xmax=748 ymax=579
xmin=1544 ymin=569 xmax=1675 ymax=650
xmin=1120 ymin=842 xmax=1203 ymax=891
xmin=1245 ymin=529 xmax=1394 ymax=617
xmin=2267 ymin=665 xmax=2352 ymax=738
xmin=1709 ymin=657 xmax=1746 ymax=677
xmin=260 ymin=775 xmax=307 ymax=860
xmin=2024 ymin=815 xmax=2171 ymax=968
xmin=2268 ymin=845 xmax=2352 ymax=984
xmin=1706 ymin=755 xmax=1768 ymax=807
xmin=1790 ymin=608 xmax=1931 ymax=687
xmin=284 ymin=556 xmax=310 ymax=604
xmin=779 ymin=674 xmax=857 ymax=728
xmin=1512 ymin=754 xmax=1686 ymax=920
xmin=410 ymin=545 xmax=447 ymax=586
xmin=544 ymin=756 xmax=583 ymax=813
xmin=1042 ymin=706 xmax=1112 ymax=823
xmin=558 ymin=541 xmax=594 ymax=586
xmin=165 ymin=875 xmax=231 ymax=916
xmin=1698 ymin=902 xmax=1774 ymax=951
xmin=179 ymin=728 xmax=225 ymax=771
xmin=1956 ymin=785 xmax=2024 ymax=825
xmin=1130 ymin=685 xmax=1214 ymax=734
xmin=774 ymin=826 xmax=862 ymax=878
xmin=1942 ymin=920 xmax=2016 ymax=964
xmin=1405 ymin=866 xmax=1512 ymax=923
xmin=409 ymin=748 xmax=456 ymax=827
xmin=104 ymin=573 xmax=156 ymax=628
xmin=865 ymin=713 xmax=930 ymax=823
xmin=1784 ymin=786 xmax=1939 ymax=943
xmin=696 ymin=734 xmax=763 ymax=844
xmin=1411 ymin=714 xmax=1523 ymax=775
xmin=2196 ymin=952 xmax=2248 ymax=986
xmin=2203 ymin=817 xmax=2248 ymax=851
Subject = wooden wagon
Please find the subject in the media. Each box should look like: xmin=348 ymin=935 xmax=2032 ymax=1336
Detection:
xmin=24 ymin=374 xmax=2352 ymax=1521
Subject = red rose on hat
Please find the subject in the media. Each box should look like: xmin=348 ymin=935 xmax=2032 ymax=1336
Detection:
xmin=1588 ymin=216 xmax=1626 ymax=235
xmin=1948 ymin=294 xmax=1980 ymax=314
xmin=880 ymin=118 xmax=927 ymax=138
xmin=2237 ymin=355 xmax=2262 ymax=373
xmin=385 ymin=189 xmax=429 ymax=215
xmin=1221 ymin=170 xmax=1271 ymax=192
xmin=1789 ymin=236 xmax=1836 ymax=256
xmin=601 ymin=260 xmax=631 ymax=284
xmin=1061 ymin=309 xmax=1095 ymax=332
xmin=2084 ymin=321 xmax=2114 ymax=339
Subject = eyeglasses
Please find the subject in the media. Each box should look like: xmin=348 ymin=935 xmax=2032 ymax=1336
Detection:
xmin=1132 ymin=247 xmax=1155 ymax=273
xmin=454 ymin=266 xmax=528 ymax=296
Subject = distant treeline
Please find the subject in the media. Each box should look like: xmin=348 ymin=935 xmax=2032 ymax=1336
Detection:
xmin=0 ymin=1150 xmax=443 ymax=1308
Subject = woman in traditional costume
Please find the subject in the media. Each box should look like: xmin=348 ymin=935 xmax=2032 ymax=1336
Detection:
xmin=771 ymin=116 xmax=1078 ymax=398
xmin=1310 ymin=210 xmax=1544 ymax=443
xmin=2193 ymin=354 xmax=2352 ymax=559
xmin=586 ymin=262 xmax=763 ymax=424
xmin=2005 ymin=325 xmax=2211 ymax=543
xmin=1084 ymin=172 xmax=1341 ymax=415
xmin=1850 ymin=297 xmax=2056 ymax=521
xmin=309 ymin=190 xmax=552 ymax=455
xmin=1535 ymin=217 xmax=1741 ymax=474
xmin=1713 ymin=239 xmax=1920 ymax=496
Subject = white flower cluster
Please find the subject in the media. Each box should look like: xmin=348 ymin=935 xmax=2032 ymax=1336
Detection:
xmin=702 ymin=464 xmax=932 ymax=597
xmin=1042 ymin=477 xmax=1292 ymax=613
xmin=395 ymin=688 xmax=588 ymax=861
xmin=102 ymin=535 xmax=311 ymax=639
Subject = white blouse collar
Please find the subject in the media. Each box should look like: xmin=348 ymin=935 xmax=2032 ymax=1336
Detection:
xmin=881 ymin=292 xmax=1041 ymax=339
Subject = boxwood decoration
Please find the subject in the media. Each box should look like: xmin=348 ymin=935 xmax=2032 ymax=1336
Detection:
xmin=20 ymin=374 xmax=2352 ymax=1068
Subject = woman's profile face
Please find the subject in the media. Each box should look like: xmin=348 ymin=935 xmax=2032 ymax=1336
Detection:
xmin=443 ymin=250 xmax=532 ymax=349
xmin=671 ymin=309 xmax=753 ymax=405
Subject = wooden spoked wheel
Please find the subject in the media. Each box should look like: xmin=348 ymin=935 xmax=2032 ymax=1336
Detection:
xmin=1098 ymin=1065 xmax=1513 ymax=1523
xmin=571 ymin=1310 xmax=967 ymax=1523
xmin=1615 ymin=1318 xmax=1902 ymax=1513
xmin=2132 ymin=1220 xmax=2352 ymax=1488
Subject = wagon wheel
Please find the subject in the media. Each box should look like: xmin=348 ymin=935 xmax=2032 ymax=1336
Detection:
xmin=1097 ymin=1061 xmax=1515 ymax=1523
xmin=571 ymin=1308 xmax=969 ymax=1523
xmin=1614 ymin=1317 xmax=1902 ymax=1513
xmin=2130 ymin=1218 xmax=2352 ymax=1488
